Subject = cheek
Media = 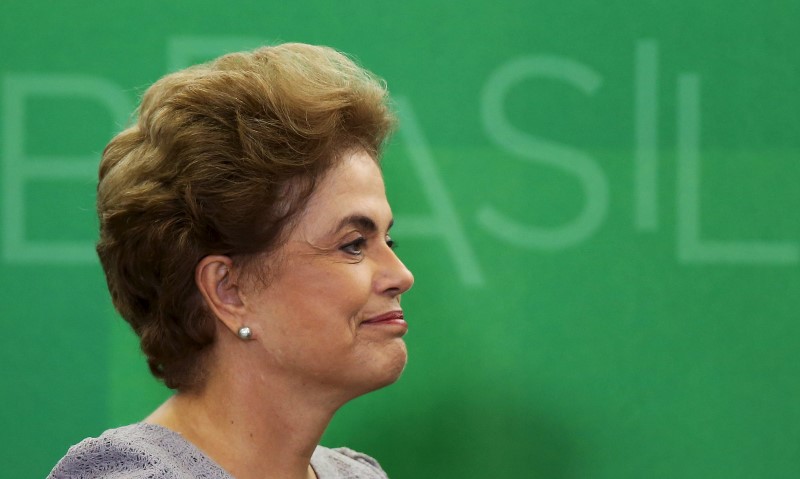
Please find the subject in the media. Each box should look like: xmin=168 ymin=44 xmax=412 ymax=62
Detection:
xmin=306 ymin=267 xmax=373 ymax=315
xmin=254 ymin=262 xmax=375 ymax=350
xmin=267 ymin=285 xmax=365 ymax=346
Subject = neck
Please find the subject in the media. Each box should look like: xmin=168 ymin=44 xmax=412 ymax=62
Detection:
xmin=146 ymin=348 xmax=349 ymax=479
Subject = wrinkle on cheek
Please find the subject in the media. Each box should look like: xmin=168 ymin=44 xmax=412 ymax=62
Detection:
xmin=349 ymin=315 xmax=361 ymax=338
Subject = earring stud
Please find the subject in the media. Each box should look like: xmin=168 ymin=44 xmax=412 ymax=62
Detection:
xmin=237 ymin=326 xmax=252 ymax=340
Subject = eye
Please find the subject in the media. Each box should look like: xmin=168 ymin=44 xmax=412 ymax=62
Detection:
xmin=386 ymin=235 xmax=397 ymax=250
xmin=340 ymin=237 xmax=366 ymax=255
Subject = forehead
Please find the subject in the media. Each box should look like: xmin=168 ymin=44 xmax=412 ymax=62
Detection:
xmin=295 ymin=150 xmax=389 ymax=232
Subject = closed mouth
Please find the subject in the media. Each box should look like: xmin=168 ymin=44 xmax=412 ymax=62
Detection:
xmin=361 ymin=310 xmax=404 ymax=324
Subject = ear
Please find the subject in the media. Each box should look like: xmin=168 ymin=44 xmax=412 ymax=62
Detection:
xmin=195 ymin=255 xmax=246 ymax=338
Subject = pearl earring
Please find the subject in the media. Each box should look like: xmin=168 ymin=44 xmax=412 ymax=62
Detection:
xmin=237 ymin=326 xmax=252 ymax=340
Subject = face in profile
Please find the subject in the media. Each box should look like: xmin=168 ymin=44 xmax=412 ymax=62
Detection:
xmin=241 ymin=149 xmax=415 ymax=397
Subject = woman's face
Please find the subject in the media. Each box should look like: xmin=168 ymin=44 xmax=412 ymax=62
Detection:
xmin=242 ymin=149 xmax=414 ymax=397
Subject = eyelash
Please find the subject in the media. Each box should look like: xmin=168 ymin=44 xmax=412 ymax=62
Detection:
xmin=340 ymin=236 xmax=397 ymax=256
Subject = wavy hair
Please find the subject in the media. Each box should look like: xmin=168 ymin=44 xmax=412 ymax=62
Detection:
xmin=96 ymin=43 xmax=395 ymax=390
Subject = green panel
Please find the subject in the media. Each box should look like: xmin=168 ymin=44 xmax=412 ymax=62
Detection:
xmin=1 ymin=1 xmax=798 ymax=478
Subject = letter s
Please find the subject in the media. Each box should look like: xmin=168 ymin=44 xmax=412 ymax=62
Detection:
xmin=479 ymin=56 xmax=608 ymax=249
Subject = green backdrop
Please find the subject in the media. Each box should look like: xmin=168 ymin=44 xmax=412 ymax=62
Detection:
xmin=2 ymin=1 xmax=798 ymax=478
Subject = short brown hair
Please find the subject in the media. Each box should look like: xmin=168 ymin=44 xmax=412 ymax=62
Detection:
xmin=96 ymin=43 xmax=395 ymax=390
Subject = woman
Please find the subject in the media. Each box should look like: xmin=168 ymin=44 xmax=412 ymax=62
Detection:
xmin=48 ymin=43 xmax=414 ymax=479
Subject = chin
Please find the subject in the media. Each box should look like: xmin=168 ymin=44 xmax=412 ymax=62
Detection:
xmin=356 ymin=341 xmax=408 ymax=395
xmin=379 ymin=346 xmax=408 ymax=386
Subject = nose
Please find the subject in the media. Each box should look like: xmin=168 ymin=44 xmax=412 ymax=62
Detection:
xmin=376 ymin=247 xmax=414 ymax=296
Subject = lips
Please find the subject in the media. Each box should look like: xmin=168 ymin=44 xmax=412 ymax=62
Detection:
xmin=361 ymin=310 xmax=405 ymax=325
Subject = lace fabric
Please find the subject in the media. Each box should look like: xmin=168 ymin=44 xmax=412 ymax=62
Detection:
xmin=47 ymin=423 xmax=389 ymax=479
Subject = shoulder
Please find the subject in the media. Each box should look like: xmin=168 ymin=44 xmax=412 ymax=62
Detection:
xmin=47 ymin=423 xmax=231 ymax=479
xmin=311 ymin=446 xmax=389 ymax=479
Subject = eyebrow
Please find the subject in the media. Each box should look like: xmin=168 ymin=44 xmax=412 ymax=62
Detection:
xmin=330 ymin=214 xmax=394 ymax=236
